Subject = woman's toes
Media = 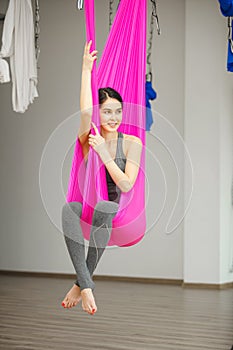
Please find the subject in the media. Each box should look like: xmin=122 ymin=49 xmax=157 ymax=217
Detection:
xmin=62 ymin=284 xmax=82 ymax=309
xmin=68 ymin=300 xmax=74 ymax=308
xmin=80 ymin=288 xmax=97 ymax=315
xmin=82 ymin=302 xmax=92 ymax=314
xmin=61 ymin=298 xmax=68 ymax=308
xmin=63 ymin=297 xmax=72 ymax=309
xmin=87 ymin=304 xmax=97 ymax=315
xmin=91 ymin=304 xmax=97 ymax=314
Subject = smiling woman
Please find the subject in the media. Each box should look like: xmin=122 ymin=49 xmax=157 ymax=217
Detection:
xmin=99 ymin=93 xmax=123 ymax=131
xmin=61 ymin=40 xmax=143 ymax=315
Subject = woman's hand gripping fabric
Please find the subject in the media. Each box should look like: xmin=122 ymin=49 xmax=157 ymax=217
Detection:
xmin=88 ymin=122 xmax=109 ymax=157
xmin=82 ymin=40 xmax=98 ymax=72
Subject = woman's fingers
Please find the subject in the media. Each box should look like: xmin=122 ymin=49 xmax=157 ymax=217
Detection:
xmin=87 ymin=40 xmax=92 ymax=53
xmin=84 ymin=41 xmax=97 ymax=60
xmin=91 ymin=122 xmax=100 ymax=135
xmin=88 ymin=134 xmax=95 ymax=141
xmin=88 ymin=123 xmax=100 ymax=146
xmin=90 ymin=50 xmax=98 ymax=56
xmin=84 ymin=40 xmax=91 ymax=54
xmin=90 ymin=50 xmax=98 ymax=62
xmin=84 ymin=41 xmax=88 ymax=55
xmin=86 ymin=41 xmax=98 ymax=55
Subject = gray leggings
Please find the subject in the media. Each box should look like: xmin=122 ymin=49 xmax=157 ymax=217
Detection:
xmin=62 ymin=200 xmax=119 ymax=291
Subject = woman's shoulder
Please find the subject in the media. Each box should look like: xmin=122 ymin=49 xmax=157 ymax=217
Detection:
xmin=122 ymin=133 xmax=142 ymax=146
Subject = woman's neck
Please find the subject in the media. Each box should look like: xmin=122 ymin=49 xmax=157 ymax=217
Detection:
xmin=100 ymin=128 xmax=118 ymax=141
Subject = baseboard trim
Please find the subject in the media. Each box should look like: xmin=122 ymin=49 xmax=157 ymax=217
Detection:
xmin=93 ymin=275 xmax=183 ymax=285
xmin=0 ymin=270 xmax=75 ymax=280
xmin=0 ymin=270 xmax=232 ymax=289
xmin=182 ymin=282 xmax=233 ymax=290
xmin=0 ymin=270 xmax=182 ymax=285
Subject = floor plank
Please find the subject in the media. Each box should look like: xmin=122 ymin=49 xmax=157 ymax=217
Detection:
xmin=0 ymin=274 xmax=232 ymax=350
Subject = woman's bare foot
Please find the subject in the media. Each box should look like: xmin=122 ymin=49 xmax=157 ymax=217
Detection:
xmin=81 ymin=288 xmax=97 ymax=315
xmin=61 ymin=283 xmax=82 ymax=309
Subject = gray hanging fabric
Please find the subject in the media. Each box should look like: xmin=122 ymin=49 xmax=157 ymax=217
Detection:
xmin=35 ymin=0 xmax=40 ymax=66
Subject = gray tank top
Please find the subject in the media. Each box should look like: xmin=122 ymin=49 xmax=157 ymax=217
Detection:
xmin=105 ymin=132 xmax=126 ymax=203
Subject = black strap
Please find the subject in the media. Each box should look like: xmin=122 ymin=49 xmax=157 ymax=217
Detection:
xmin=228 ymin=17 xmax=233 ymax=53
xmin=147 ymin=1 xmax=161 ymax=81
xmin=109 ymin=0 xmax=121 ymax=30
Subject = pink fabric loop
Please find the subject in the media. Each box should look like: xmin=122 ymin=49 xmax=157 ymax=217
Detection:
xmin=66 ymin=0 xmax=147 ymax=247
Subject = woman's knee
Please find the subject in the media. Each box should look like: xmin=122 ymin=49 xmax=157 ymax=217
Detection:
xmin=62 ymin=201 xmax=83 ymax=220
xmin=94 ymin=200 xmax=119 ymax=216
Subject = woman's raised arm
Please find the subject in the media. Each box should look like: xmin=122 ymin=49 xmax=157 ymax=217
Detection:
xmin=78 ymin=40 xmax=98 ymax=145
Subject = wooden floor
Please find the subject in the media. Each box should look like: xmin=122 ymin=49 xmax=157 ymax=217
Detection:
xmin=0 ymin=274 xmax=232 ymax=350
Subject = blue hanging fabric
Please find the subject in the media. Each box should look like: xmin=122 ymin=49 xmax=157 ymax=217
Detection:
xmin=218 ymin=0 xmax=233 ymax=16
xmin=227 ymin=17 xmax=233 ymax=72
xmin=146 ymin=80 xmax=157 ymax=131
xmin=218 ymin=0 xmax=233 ymax=72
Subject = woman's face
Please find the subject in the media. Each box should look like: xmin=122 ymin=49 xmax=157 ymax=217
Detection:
xmin=99 ymin=97 xmax=122 ymax=132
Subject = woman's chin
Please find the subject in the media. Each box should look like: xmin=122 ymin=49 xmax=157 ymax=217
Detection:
xmin=101 ymin=124 xmax=119 ymax=132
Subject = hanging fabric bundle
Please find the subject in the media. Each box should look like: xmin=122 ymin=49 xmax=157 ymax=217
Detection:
xmin=146 ymin=80 xmax=157 ymax=131
xmin=0 ymin=0 xmax=38 ymax=112
xmin=227 ymin=16 xmax=233 ymax=71
xmin=35 ymin=0 xmax=40 ymax=67
xmin=218 ymin=0 xmax=233 ymax=72
xmin=66 ymin=0 xmax=147 ymax=247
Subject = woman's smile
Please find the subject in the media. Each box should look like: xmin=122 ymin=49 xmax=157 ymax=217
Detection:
xmin=107 ymin=121 xmax=118 ymax=128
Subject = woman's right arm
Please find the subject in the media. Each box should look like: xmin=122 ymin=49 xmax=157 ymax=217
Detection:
xmin=78 ymin=40 xmax=98 ymax=145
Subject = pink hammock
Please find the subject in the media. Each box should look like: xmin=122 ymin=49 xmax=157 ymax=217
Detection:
xmin=66 ymin=0 xmax=147 ymax=247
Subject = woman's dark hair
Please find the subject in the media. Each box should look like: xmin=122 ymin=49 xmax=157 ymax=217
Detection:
xmin=98 ymin=87 xmax=123 ymax=108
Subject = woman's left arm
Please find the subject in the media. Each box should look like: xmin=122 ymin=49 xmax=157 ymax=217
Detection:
xmin=89 ymin=123 xmax=143 ymax=192
xmin=100 ymin=137 xmax=142 ymax=192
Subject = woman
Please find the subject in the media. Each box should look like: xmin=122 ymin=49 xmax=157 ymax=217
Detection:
xmin=61 ymin=40 xmax=142 ymax=315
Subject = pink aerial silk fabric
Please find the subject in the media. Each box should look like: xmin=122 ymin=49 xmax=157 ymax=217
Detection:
xmin=66 ymin=0 xmax=147 ymax=247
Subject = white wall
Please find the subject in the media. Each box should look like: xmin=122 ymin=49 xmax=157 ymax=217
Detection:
xmin=0 ymin=0 xmax=232 ymax=285
xmin=184 ymin=0 xmax=233 ymax=284
xmin=219 ymin=46 xmax=233 ymax=283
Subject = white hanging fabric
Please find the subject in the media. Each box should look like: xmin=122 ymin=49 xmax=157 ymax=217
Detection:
xmin=0 ymin=0 xmax=38 ymax=113
xmin=0 ymin=57 xmax=10 ymax=83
